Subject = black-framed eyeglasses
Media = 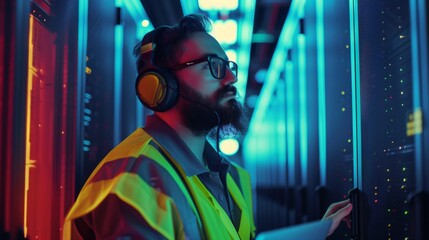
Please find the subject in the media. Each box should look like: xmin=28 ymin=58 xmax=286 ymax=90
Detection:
xmin=169 ymin=54 xmax=238 ymax=79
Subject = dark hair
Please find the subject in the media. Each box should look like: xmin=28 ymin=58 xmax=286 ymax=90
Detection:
xmin=133 ymin=14 xmax=212 ymax=74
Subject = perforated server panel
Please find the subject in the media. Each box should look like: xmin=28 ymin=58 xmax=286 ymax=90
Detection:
xmin=357 ymin=0 xmax=415 ymax=239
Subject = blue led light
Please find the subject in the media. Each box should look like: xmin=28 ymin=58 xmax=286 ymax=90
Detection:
xmin=349 ymin=0 xmax=363 ymax=189
xmin=298 ymin=33 xmax=308 ymax=185
xmin=316 ymin=0 xmax=327 ymax=185
xmin=114 ymin=25 xmax=124 ymax=145
xmin=286 ymin=60 xmax=296 ymax=185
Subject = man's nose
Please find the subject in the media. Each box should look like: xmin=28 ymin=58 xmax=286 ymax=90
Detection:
xmin=221 ymin=67 xmax=238 ymax=86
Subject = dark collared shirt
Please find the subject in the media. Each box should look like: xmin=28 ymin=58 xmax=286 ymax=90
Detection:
xmin=145 ymin=114 xmax=237 ymax=224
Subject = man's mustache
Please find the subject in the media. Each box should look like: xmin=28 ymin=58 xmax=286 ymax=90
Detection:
xmin=218 ymin=85 xmax=237 ymax=98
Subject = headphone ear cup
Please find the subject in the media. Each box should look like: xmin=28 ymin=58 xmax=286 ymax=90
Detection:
xmin=135 ymin=67 xmax=178 ymax=112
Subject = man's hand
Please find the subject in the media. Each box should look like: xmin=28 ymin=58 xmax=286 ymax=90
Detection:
xmin=322 ymin=199 xmax=353 ymax=236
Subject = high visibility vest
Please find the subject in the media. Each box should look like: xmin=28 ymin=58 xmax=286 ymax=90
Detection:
xmin=63 ymin=128 xmax=256 ymax=240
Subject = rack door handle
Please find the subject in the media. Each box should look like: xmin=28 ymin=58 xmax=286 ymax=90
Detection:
xmin=348 ymin=188 xmax=360 ymax=240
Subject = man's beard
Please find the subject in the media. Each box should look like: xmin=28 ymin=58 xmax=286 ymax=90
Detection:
xmin=178 ymin=83 xmax=248 ymax=137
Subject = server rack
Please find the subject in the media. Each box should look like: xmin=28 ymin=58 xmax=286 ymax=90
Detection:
xmin=303 ymin=0 xmax=322 ymax=223
xmin=1 ymin=0 xmax=149 ymax=239
xmin=321 ymin=0 xmax=355 ymax=239
xmin=349 ymin=0 xmax=428 ymax=239
xmin=78 ymin=0 xmax=118 ymax=190
xmin=245 ymin=0 xmax=428 ymax=239
xmin=25 ymin=1 xmax=80 ymax=239
xmin=409 ymin=1 xmax=429 ymax=239
xmin=243 ymin=0 xmax=307 ymax=233
xmin=77 ymin=0 xmax=150 ymax=191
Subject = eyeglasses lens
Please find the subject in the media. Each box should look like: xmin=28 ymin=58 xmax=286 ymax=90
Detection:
xmin=209 ymin=57 xmax=224 ymax=79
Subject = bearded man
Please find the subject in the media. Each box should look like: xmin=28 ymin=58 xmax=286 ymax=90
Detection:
xmin=64 ymin=14 xmax=351 ymax=240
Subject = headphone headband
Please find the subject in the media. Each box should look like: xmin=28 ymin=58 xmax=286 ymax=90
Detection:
xmin=140 ymin=42 xmax=155 ymax=55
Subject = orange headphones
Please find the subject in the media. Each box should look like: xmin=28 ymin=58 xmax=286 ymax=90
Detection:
xmin=135 ymin=26 xmax=179 ymax=112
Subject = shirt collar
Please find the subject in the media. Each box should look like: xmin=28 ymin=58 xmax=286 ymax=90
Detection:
xmin=144 ymin=114 xmax=228 ymax=176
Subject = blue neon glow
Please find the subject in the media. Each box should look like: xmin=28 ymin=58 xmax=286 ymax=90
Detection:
xmin=180 ymin=0 xmax=199 ymax=14
xmin=349 ymin=0 xmax=362 ymax=189
xmin=78 ymin=0 xmax=88 ymax=155
xmin=316 ymin=0 xmax=327 ymax=185
xmin=409 ymin=0 xmax=421 ymax=190
xmin=298 ymin=33 xmax=308 ymax=185
xmin=114 ymin=24 xmax=124 ymax=145
xmin=77 ymin=0 xmax=88 ymax=85
xmin=285 ymin=60 xmax=296 ymax=185
xmin=117 ymin=0 xmax=151 ymax=126
xmin=120 ymin=0 xmax=148 ymax=39
xmin=277 ymin=81 xmax=287 ymax=183
xmin=236 ymin=0 xmax=256 ymax=100
xmin=409 ymin=0 xmax=428 ymax=191
xmin=248 ymin=0 xmax=306 ymax=135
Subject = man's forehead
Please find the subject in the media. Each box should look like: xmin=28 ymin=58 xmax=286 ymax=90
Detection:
xmin=178 ymin=32 xmax=227 ymax=61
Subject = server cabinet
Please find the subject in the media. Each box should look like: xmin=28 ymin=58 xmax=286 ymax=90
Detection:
xmin=118 ymin=4 xmax=151 ymax=140
xmin=243 ymin=0 xmax=309 ymax=233
xmin=245 ymin=0 xmax=428 ymax=239
xmin=244 ymin=0 xmax=354 ymax=234
xmin=78 ymin=0 xmax=150 ymax=190
xmin=78 ymin=0 xmax=117 ymax=189
xmin=349 ymin=0 xmax=428 ymax=239
xmin=279 ymin=1 xmax=356 ymax=235
xmin=19 ymin=1 xmax=80 ymax=239
xmin=248 ymin=79 xmax=289 ymax=232
xmin=321 ymin=0 xmax=355 ymax=239
xmin=302 ymin=0 xmax=322 ymax=223
xmin=1 ymin=0 xmax=149 ymax=239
